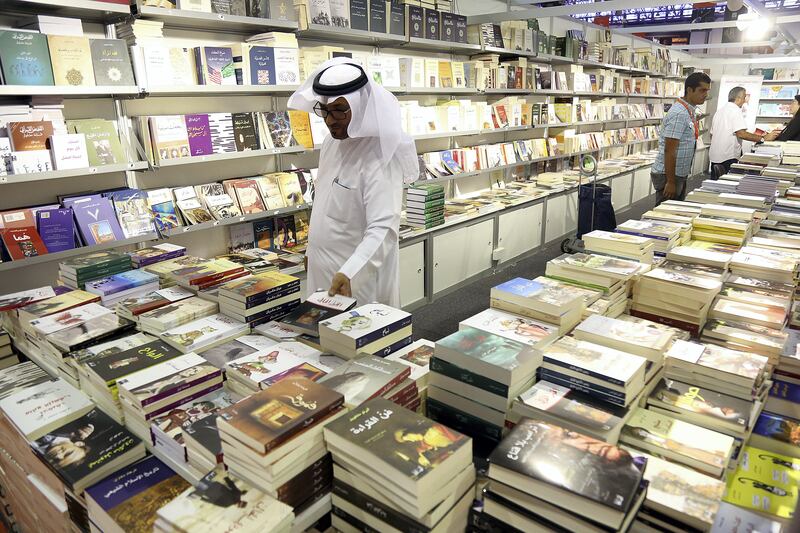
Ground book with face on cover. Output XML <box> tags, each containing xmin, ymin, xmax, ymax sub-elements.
<box><xmin>317</xmin><ymin>354</ymin><xmax>410</xmax><ymax>407</ymax></box>
<box><xmin>84</xmin><ymin>456</ymin><xmax>191</xmax><ymax>533</ymax></box>
<box><xmin>217</xmin><ymin>377</ymin><xmax>344</xmax><ymax>454</ymax></box>
<box><xmin>0</xmin><ymin>378</ymin><xmax>94</xmax><ymax>440</ymax></box>
<box><xmin>47</xmin><ymin>35</ymin><xmax>95</xmax><ymax>86</ymax></box>
<box><xmin>149</xmin><ymin>115</ymin><xmax>190</xmax><ymax>163</ymax></box>
<box><xmin>459</xmin><ymin>308</ymin><xmax>559</xmax><ymax>347</ymax></box>
<box><xmin>279</xmin><ymin>291</ymin><xmax>355</xmax><ymax>336</ymax></box>
<box><xmin>156</xmin><ymin>468</ymin><xmax>293</xmax><ymax>532</ymax></box>
<box><xmin>31</xmin><ymin>408</ymin><xmax>145</xmax><ymax>494</ymax></box>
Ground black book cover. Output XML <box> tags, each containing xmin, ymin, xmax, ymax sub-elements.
<box><xmin>440</xmin><ymin>12</ymin><xmax>455</xmax><ymax>42</ymax></box>
<box><xmin>350</xmin><ymin>0</ymin><xmax>369</xmax><ymax>30</ymax></box>
<box><xmin>333</xmin><ymin>478</ymin><xmax>429</xmax><ymax>533</ymax></box>
<box><xmin>231</xmin><ymin>112</ymin><xmax>260</xmax><ymax>151</ymax></box>
<box><xmin>184</xmin><ymin>413</ymin><xmax>224</xmax><ymax>460</ymax></box>
<box><xmin>453</xmin><ymin>14</ymin><xmax>467</xmax><ymax>43</ymax></box>
<box><xmin>32</xmin><ymin>408</ymin><xmax>142</xmax><ymax>491</ymax></box>
<box><xmin>369</xmin><ymin>0</ymin><xmax>387</xmax><ymax>33</ymax></box>
<box><xmin>492</xmin><ymin>24</ymin><xmax>504</xmax><ymax>47</ymax></box>
<box><xmin>388</xmin><ymin>0</ymin><xmax>405</xmax><ymax>35</ymax></box>
<box><xmin>211</xmin><ymin>0</ymin><xmax>232</xmax><ymax>13</ymax></box>
<box><xmin>280</xmin><ymin>301</ymin><xmax>347</xmax><ymax>337</ymax></box>
<box><xmin>489</xmin><ymin>419</ymin><xmax>645</xmax><ymax>513</ymax></box>
<box><xmin>407</xmin><ymin>5</ymin><xmax>424</xmax><ymax>38</ymax></box>
<box><xmin>649</xmin><ymin>377</ymin><xmax>751</xmax><ymax>428</ymax></box>
<box><xmin>424</xmin><ymin>8</ymin><xmax>439</xmax><ymax>40</ymax></box>
<box><xmin>246</xmin><ymin>0</ymin><xmax>269</xmax><ymax>17</ymax></box>
<box><xmin>87</xmin><ymin>340</ymin><xmax>184</xmax><ymax>385</ymax></box>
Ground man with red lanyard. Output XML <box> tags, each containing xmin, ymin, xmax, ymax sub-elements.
<box><xmin>651</xmin><ymin>72</ymin><xmax>711</xmax><ymax>205</ymax></box>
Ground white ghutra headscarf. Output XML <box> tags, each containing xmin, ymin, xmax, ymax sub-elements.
<box><xmin>288</xmin><ymin>57</ymin><xmax>419</xmax><ymax>184</ymax></box>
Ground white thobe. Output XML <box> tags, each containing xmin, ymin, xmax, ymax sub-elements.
<box><xmin>306</xmin><ymin>136</ymin><xmax>403</xmax><ymax>307</ymax></box>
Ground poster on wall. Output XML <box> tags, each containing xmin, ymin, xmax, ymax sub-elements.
<box><xmin>715</xmin><ymin>75</ymin><xmax>764</xmax><ymax>132</ymax></box>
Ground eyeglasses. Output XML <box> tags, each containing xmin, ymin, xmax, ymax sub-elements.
<box><xmin>313</xmin><ymin>102</ymin><xmax>351</xmax><ymax>120</ymax></box>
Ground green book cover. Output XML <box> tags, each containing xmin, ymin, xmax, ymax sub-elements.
<box><xmin>67</xmin><ymin>119</ymin><xmax>125</xmax><ymax>166</ymax></box>
<box><xmin>408</xmin><ymin>197</ymin><xmax>445</xmax><ymax>207</ymax></box>
<box><xmin>0</xmin><ymin>31</ymin><xmax>55</xmax><ymax>86</ymax></box>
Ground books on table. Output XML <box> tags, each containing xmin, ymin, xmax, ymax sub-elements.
<box><xmin>573</xmin><ymin>314</ymin><xmax>675</xmax><ymax>364</ymax></box>
<box><xmin>0</xmin><ymin>378</ymin><xmax>93</xmax><ymax>440</ymax></box>
<box><xmin>318</xmin><ymin>303</ymin><xmax>412</xmax><ymax>359</ymax></box>
<box><xmin>459</xmin><ymin>307</ymin><xmax>559</xmax><ymax>348</ymax></box>
<box><xmin>722</xmin><ymin>446</ymin><xmax>799</xmax><ymax>519</ymax></box>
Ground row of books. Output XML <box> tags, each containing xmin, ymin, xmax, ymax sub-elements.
<box><xmin>159</xmin><ymin>0</ymin><xmax>295</xmax><ymax>20</ymax></box>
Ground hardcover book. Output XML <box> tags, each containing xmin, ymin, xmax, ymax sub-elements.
<box><xmin>389</xmin><ymin>0</ymin><xmax>405</xmax><ymax>35</ymax></box>
<box><xmin>368</xmin><ymin>0</ymin><xmax>386</xmax><ymax>32</ymax></box>
<box><xmin>0</xmin><ymin>379</ymin><xmax>94</xmax><ymax>440</ymax></box>
<box><xmin>84</xmin><ymin>456</ymin><xmax>190</xmax><ymax>533</ymax></box>
<box><xmin>72</xmin><ymin>197</ymin><xmax>126</xmax><ymax>245</ymax></box>
<box><xmin>330</xmin><ymin>0</ymin><xmax>350</xmax><ymax>27</ymax></box>
<box><xmin>216</xmin><ymin>377</ymin><xmax>344</xmax><ymax>453</ymax></box>
<box><xmin>0</xmin><ymin>31</ymin><xmax>55</xmax><ymax>85</ymax></box>
<box><xmin>31</xmin><ymin>408</ymin><xmax>144</xmax><ymax>493</ymax></box>
<box><xmin>1</xmin><ymin>227</ymin><xmax>48</xmax><ymax>260</ymax></box>
<box><xmin>185</xmin><ymin>114</ymin><xmax>213</xmax><ymax>157</ymax></box>
<box><xmin>269</xmin><ymin>0</ymin><xmax>297</xmax><ymax>21</ymax></box>
<box><xmin>407</xmin><ymin>5</ymin><xmax>424</xmax><ymax>38</ymax></box>
<box><xmin>90</xmin><ymin>39</ymin><xmax>135</xmax><ymax>86</ymax></box>
<box><xmin>231</xmin><ymin>112</ymin><xmax>260</xmax><ymax>151</ymax></box>
<box><xmin>424</xmin><ymin>8</ymin><xmax>439</xmax><ymax>40</ymax></box>
<box><xmin>47</xmin><ymin>35</ymin><xmax>95</xmax><ymax>86</ymax></box>
<box><xmin>318</xmin><ymin>354</ymin><xmax>410</xmax><ymax>406</ymax></box>
<box><xmin>349</xmin><ymin>0</ymin><xmax>368</xmax><ymax>30</ymax></box>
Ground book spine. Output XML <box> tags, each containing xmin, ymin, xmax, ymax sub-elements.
<box><xmin>135</xmin><ymin>369</ymin><xmax>223</xmax><ymax>408</ymax></box>
<box><xmin>332</xmin><ymin>479</ymin><xmax>430</xmax><ymax>533</ymax></box>
<box><xmin>263</xmin><ymin>400</ymin><xmax>344</xmax><ymax>454</ymax></box>
<box><xmin>332</xmin><ymin>506</ymin><xmax>380</xmax><ymax>533</ymax></box>
<box><xmin>189</xmin><ymin>267</ymin><xmax>246</xmax><ymax>285</ymax></box>
<box><xmin>542</xmin><ymin>356</ymin><xmax>626</xmax><ymax>388</ymax></box>
<box><xmin>133</xmin><ymin>251</ymin><xmax>186</xmax><ymax>267</ymax></box>
<box><xmin>239</xmin><ymin>299</ymin><xmax>301</xmax><ymax>323</ymax></box>
<box><xmin>195</xmin><ymin>270</ymin><xmax>250</xmax><ymax>291</ymax></box>
<box><xmin>65</xmin><ymin>260</ymin><xmax>132</xmax><ymax>278</ymax></box>
<box><xmin>236</xmin><ymin>281</ymin><xmax>302</xmax><ymax>306</ymax></box>
<box><xmin>537</xmin><ymin>368</ymin><xmax>627</xmax><ymax>406</ymax></box>
<box><xmin>276</xmin><ymin>453</ymin><xmax>332</xmax><ymax>500</ymax></box>
<box><xmin>355</xmin><ymin>315</ymin><xmax>412</xmax><ymax>349</ymax></box>
<box><xmin>429</xmin><ymin>357</ymin><xmax>509</xmax><ymax>397</ymax></box>
<box><xmin>143</xmin><ymin>381</ymin><xmax>224</xmax><ymax>421</ymax></box>
<box><xmin>629</xmin><ymin>309</ymin><xmax>700</xmax><ymax>337</ymax></box>
<box><xmin>283</xmin><ymin>477</ymin><xmax>332</xmax><ymax>510</ymax></box>
<box><xmin>372</xmin><ymin>334</ymin><xmax>413</xmax><ymax>357</ymax></box>
<box><xmin>426</xmin><ymin>397</ymin><xmax>504</xmax><ymax>441</ymax></box>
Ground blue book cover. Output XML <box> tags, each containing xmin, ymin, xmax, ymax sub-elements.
<box><xmin>36</xmin><ymin>208</ymin><xmax>76</xmax><ymax>253</ymax></box>
<box><xmin>0</xmin><ymin>31</ymin><xmax>54</xmax><ymax>86</ymax></box>
<box><xmin>72</xmin><ymin>197</ymin><xmax>126</xmax><ymax>245</ymax></box>
<box><xmin>253</xmin><ymin>219</ymin><xmax>274</xmax><ymax>249</ymax></box>
<box><xmin>85</xmin><ymin>269</ymin><xmax>159</xmax><ymax>297</ymax></box>
<box><xmin>493</xmin><ymin>277</ymin><xmax>543</xmax><ymax>298</ymax></box>
<box><xmin>198</xmin><ymin>46</ymin><xmax>236</xmax><ymax>86</ymax></box>
<box><xmin>770</xmin><ymin>380</ymin><xmax>800</xmax><ymax>403</ymax></box>
<box><xmin>83</xmin><ymin>456</ymin><xmax>189</xmax><ymax>530</ymax></box>
<box><xmin>248</xmin><ymin>46</ymin><xmax>276</xmax><ymax>85</ymax></box>
<box><xmin>753</xmin><ymin>411</ymin><xmax>800</xmax><ymax>445</ymax></box>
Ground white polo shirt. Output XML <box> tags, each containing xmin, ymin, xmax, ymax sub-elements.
<box><xmin>710</xmin><ymin>101</ymin><xmax>748</xmax><ymax>164</ymax></box>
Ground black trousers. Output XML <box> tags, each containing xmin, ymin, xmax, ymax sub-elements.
<box><xmin>711</xmin><ymin>158</ymin><xmax>736</xmax><ymax>180</ymax></box>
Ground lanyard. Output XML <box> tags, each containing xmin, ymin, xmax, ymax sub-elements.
<box><xmin>675</xmin><ymin>98</ymin><xmax>699</xmax><ymax>140</ymax></box>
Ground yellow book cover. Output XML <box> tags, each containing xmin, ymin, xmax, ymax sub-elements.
<box><xmin>424</xmin><ymin>58</ymin><xmax>439</xmax><ymax>88</ymax></box>
<box><xmin>288</xmin><ymin>110</ymin><xmax>314</xmax><ymax>149</ymax></box>
<box><xmin>723</xmin><ymin>446</ymin><xmax>799</xmax><ymax>518</ymax></box>
<box><xmin>438</xmin><ymin>61</ymin><xmax>453</xmax><ymax>89</ymax></box>
<box><xmin>451</xmin><ymin>62</ymin><xmax>466</xmax><ymax>88</ymax></box>
<box><xmin>47</xmin><ymin>35</ymin><xmax>96</xmax><ymax>86</ymax></box>
<box><xmin>255</xmin><ymin>174</ymin><xmax>287</xmax><ymax>211</ymax></box>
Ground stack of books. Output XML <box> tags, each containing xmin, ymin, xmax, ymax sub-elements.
<box><xmin>748</xmin><ymin>411</ymin><xmax>800</xmax><ymax>457</ymax></box>
<box><xmin>138</xmin><ymin>296</ymin><xmax>218</xmax><ymax>336</ymax></box>
<box><xmin>484</xmin><ymin>419</ymin><xmax>646</xmax><ymax>532</ymax></box>
<box><xmin>81</xmin><ymin>339</ymin><xmax>183</xmax><ymax>422</ymax></box>
<box><xmin>709</xmin><ymin>287</ymin><xmax>789</xmax><ymax>331</ymax></box>
<box><xmin>729</xmin><ymin>247</ymin><xmax>799</xmax><ymax>284</ymax></box>
<box><xmin>623</xmin><ymin>447</ymin><xmax>725</xmax><ymax>532</ymax></box>
<box><xmin>582</xmin><ymin>230</ymin><xmax>654</xmax><ymax>264</ymax></box>
<box><xmin>691</xmin><ymin>205</ymin><xmax>755</xmax><ymax>246</ymax></box>
<box><xmin>116</xmin><ymin>286</ymin><xmax>194</xmax><ymax>322</ymax></box>
<box><xmin>0</xmin><ymin>330</ymin><xmax>17</xmax><ymax>370</ymax></box>
<box><xmin>319</xmin><ymin>354</ymin><xmax>416</xmax><ymax>409</ymax></box>
<box><xmin>150</xmin><ymin>387</ymin><xmax>241</xmax><ymax>481</ymax></box>
<box><xmin>764</xmin><ymin>375</ymin><xmax>800</xmax><ymax>419</ymax></box>
<box><xmin>171</xmin><ymin>258</ymin><xmax>247</xmax><ymax>293</ymax></box>
<box><xmin>459</xmin><ymin>307</ymin><xmax>559</xmax><ymax>349</ymax></box>
<box><xmin>128</xmin><ymin>243</ymin><xmax>187</xmax><ymax>268</ymax></box>
<box><xmin>616</xmin><ymin>219</ymin><xmax>685</xmax><ymax>254</ymax></box>
<box><xmin>537</xmin><ymin>335</ymin><xmax>648</xmax><ymax>409</ymax></box>
<box><xmin>225</xmin><ymin>340</ymin><xmax>333</xmax><ymax>394</ymax></box>
<box><xmin>324</xmin><ymin>398</ymin><xmax>475</xmax><ymax>533</ymax></box>
<box><xmin>318</xmin><ymin>303</ymin><xmax>412</xmax><ymax>359</ymax></box>
<box><xmin>142</xmin><ymin>256</ymin><xmax>209</xmax><ymax>288</ymax></box>
<box><xmin>489</xmin><ymin>276</ymin><xmax>586</xmax><ymax>333</ymax></box>
<box><xmin>545</xmin><ymin>252</ymin><xmax>645</xmax><ymax>301</ymax></box>
<box><xmin>665</xmin><ymin>243</ymin><xmax>733</xmax><ymax>269</ymax></box>
<box><xmin>385</xmin><ymin>339</ymin><xmax>434</xmax><ymax>408</ymax></box>
<box><xmin>218</xmin><ymin>378</ymin><xmax>345</xmax><ymax>515</ymax></box>
<box><xmin>116</xmin><ymin>352</ymin><xmax>224</xmax><ymax>441</ymax></box>
<box><xmin>406</xmin><ymin>184</ymin><xmax>445</xmax><ymax>229</ymax></box>
<box><xmin>155</xmin><ymin>468</ymin><xmax>294</xmax><ymax>533</ymax></box>
<box><xmin>620</xmin><ymin>407</ymin><xmax>736</xmax><ymax>478</ymax></box>
<box><xmin>630</xmin><ymin>267</ymin><xmax>723</xmax><ymax>336</ymax></box>
<box><xmin>217</xmin><ymin>271</ymin><xmax>301</xmax><ymax>327</ymax></box>
<box><xmin>198</xmin><ymin>332</ymin><xmax>277</xmax><ymax>369</ymax></box>
<box><xmin>701</xmin><ymin>318</ymin><xmax>788</xmax><ymax>364</ymax></box>
<box><xmin>573</xmin><ymin>314</ymin><xmax>676</xmax><ymax>370</ymax></box>
<box><xmin>159</xmin><ymin>313</ymin><xmax>250</xmax><ymax>354</ymax></box>
<box><xmin>736</xmin><ymin>174</ymin><xmax>780</xmax><ymax>199</ymax></box>
<box><xmin>279</xmin><ymin>291</ymin><xmax>356</xmax><ymax>338</ymax></box>
<box><xmin>665</xmin><ymin>340</ymin><xmax>770</xmax><ymax>403</ymax></box>
<box><xmin>84</xmin><ymin>270</ymin><xmax>160</xmax><ymax>308</ymax></box>
<box><xmin>427</xmin><ymin>327</ymin><xmax>541</xmax><ymax>456</ymax></box>
<box><xmin>58</xmin><ymin>252</ymin><xmax>133</xmax><ymax>290</ymax></box>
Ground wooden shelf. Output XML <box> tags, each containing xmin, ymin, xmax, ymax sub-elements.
<box><xmin>137</xmin><ymin>5</ymin><xmax>298</xmax><ymax>33</ymax></box>
<box><xmin>1</xmin><ymin>162</ymin><xmax>148</xmax><ymax>185</ymax></box>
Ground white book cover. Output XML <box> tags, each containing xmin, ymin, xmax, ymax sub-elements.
<box><xmin>49</xmin><ymin>133</ymin><xmax>89</xmax><ymax>170</ymax></box>
<box><xmin>11</xmin><ymin>150</ymin><xmax>52</xmax><ymax>174</ymax></box>
<box><xmin>155</xmin><ymin>286</ymin><xmax>195</xmax><ymax>302</ymax></box>
<box><xmin>306</xmin><ymin>290</ymin><xmax>356</xmax><ymax>311</ymax></box>
<box><xmin>0</xmin><ymin>286</ymin><xmax>55</xmax><ymax>310</ymax></box>
<box><xmin>31</xmin><ymin>303</ymin><xmax>113</xmax><ymax>335</ymax></box>
<box><xmin>460</xmin><ymin>308</ymin><xmax>557</xmax><ymax>346</ymax></box>
<box><xmin>160</xmin><ymin>313</ymin><xmax>247</xmax><ymax>351</ymax></box>
<box><xmin>542</xmin><ymin>336</ymin><xmax>647</xmax><ymax>385</ymax></box>
<box><xmin>254</xmin><ymin>320</ymin><xmax>301</xmax><ymax>341</ymax></box>
<box><xmin>381</xmin><ymin>57</ymin><xmax>401</xmax><ymax>87</ymax></box>
<box><xmin>274</xmin><ymin>48</ymin><xmax>300</xmax><ymax>85</ymax></box>
<box><xmin>576</xmin><ymin>314</ymin><xmax>674</xmax><ymax>352</ymax></box>
<box><xmin>176</xmin><ymin>0</ymin><xmax>212</xmax><ymax>11</ymax></box>
<box><xmin>309</xmin><ymin>0</ymin><xmax>332</xmax><ymax>25</ymax></box>
<box><xmin>225</xmin><ymin>341</ymin><xmax>321</xmax><ymax>385</ymax></box>
<box><xmin>117</xmin><ymin>352</ymin><xmax>207</xmax><ymax>393</ymax></box>
<box><xmin>329</xmin><ymin>0</ymin><xmax>350</xmax><ymax>27</ymax></box>
<box><xmin>147</xmin><ymin>188</ymin><xmax>173</xmax><ymax>206</ymax></box>
<box><xmin>0</xmin><ymin>379</ymin><xmax>93</xmax><ymax>439</ymax></box>
<box><xmin>385</xmin><ymin>339</ymin><xmax>433</xmax><ymax>382</ymax></box>
<box><xmin>366</xmin><ymin>56</ymin><xmax>383</xmax><ymax>84</ymax></box>
<box><xmin>0</xmin><ymin>137</ymin><xmax>11</xmax><ymax>176</ymax></box>
<box><xmin>142</xmin><ymin>46</ymin><xmax>172</xmax><ymax>88</ymax></box>
<box><xmin>319</xmin><ymin>303</ymin><xmax>410</xmax><ymax>342</ymax></box>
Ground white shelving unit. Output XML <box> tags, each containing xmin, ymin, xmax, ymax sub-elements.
<box><xmin>135</xmin><ymin>4</ymin><xmax>298</xmax><ymax>33</ymax></box>
<box><xmin>0</xmin><ymin>162</ymin><xmax>149</xmax><ymax>185</ymax></box>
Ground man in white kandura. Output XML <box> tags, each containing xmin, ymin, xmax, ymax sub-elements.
<box><xmin>288</xmin><ymin>57</ymin><xmax>418</xmax><ymax>307</ymax></box>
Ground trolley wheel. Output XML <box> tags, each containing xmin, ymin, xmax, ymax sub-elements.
<box><xmin>561</xmin><ymin>238</ymin><xmax>573</xmax><ymax>254</ymax></box>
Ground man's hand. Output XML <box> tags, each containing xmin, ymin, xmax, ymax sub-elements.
<box><xmin>329</xmin><ymin>272</ymin><xmax>352</xmax><ymax>297</ymax></box>
<box><xmin>765</xmin><ymin>130</ymin><xmax>780</xmax><ymax>141</ymax></box>
<box><xmin>663</xmin><ymin>179</ymin><xmax>677</xmax><ymax>201</ymax></box>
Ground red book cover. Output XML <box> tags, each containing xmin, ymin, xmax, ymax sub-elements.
<box><xmin>8</xmin><ymin>121</ymin><xmax>54</xmax><ymax>151</ymax></box>
<box><xmin>233</xmin><ymin>179</ymin><xmax>266</xmax><ymax>214</ymax></box>
<box><xmin>1</xmin><ymin>227</ymin><xmax>48</xmax><ymax>260</ymax></box>
<box><xmin>0</xmin><ymin>208</ymin><xmax>35</xmax><ymax>230</ymax></box>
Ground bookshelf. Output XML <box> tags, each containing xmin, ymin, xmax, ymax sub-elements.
<box><xmin>136</xmin><ymin>4</ymin><xmax>299</xmax><ymax>33</ymax></box>
<box><xmin>404</xmin><ymin>37</ymin><xmax>482</xmax><ymax>54</ymax></box>
<box><xmin>142</xmin><ymin>85</ymin><xmax>300</xmax><ymax>97</ymax></box>
<box><xmin>0</xmin><ymin>86</ymin><xmax>140</xmax><ymax>98</ymax></box>
<box><xmin>4</xmin><ymin>0</ymin><xmax>129</xmax><ymax>21</ymax></box>
<box><xmin>0</xmin><ymin>162</ymin><xmax>149</xmax><ymax>185</ymax></box>
<box><xmin>149</xmin><ymin>146</ymin><xmax>307</xmax><ymax>167</ymax></box>
<box><xmin>296</xmin><ymin>24</ymin><xmax>406</xmax><ymax>46</ymax></box>
<box><xmin>482</xmin><ymin>46</ymin><xmax>538</xmax><ymax>59</ymax></box>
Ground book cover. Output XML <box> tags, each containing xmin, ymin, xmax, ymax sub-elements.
<box><xmin>330</xmin><ymin>0</ymin><xmax>350</xmax><ymax>27</ymax></box>
<box><xmin>160</xmin><ymin>313</ymin><xmax>246</xmax><ymax>352</ymax></box>
<box><xmin>460</xmin><ymin>308</ymin><xmax>557</xmax><ymax>346</ymax></box>
<box><xmin>10</xmin><ymin>150</ymin><xmax>51</xmax><ymax>173</ymax></box>
<box><xmin>50</xmin><ymin>133</ymin><xmax>89</xmax><ymax>170</ymax></box>
<box><xmin>147</xmin><ymin>188</ymin><xmax>181</xmax><ymax>232</ymax></box>
<box><xmin>650</xmin><ymin>378</ymin><xmax>751</xmax><ymax>429</ymax></box>
<box><xmin>0</xmin><ymin>286</ymin><xmax>56</xmax><ymax>313</ymax></box>
<box><xmin>108</xmin><ymin>189</ymin><xmax>154</xmax><ymax>238</ymax></box>
<box><xmin>712</xmin><ymin>502</ymin><xmax>783</xmax><ymax>533</ymax></box>
<box><xmin>9</xmin><ymin>121</ymin><xmax>53</xmax><ymax>151</ymax></box>
<box><xmin>490</xmin><ymin>419</ymin><xmax>644</xmax><ymax>512</ymax></box>
<box><xmin>59</xmin><ymin>251</ymin><xmax>129</xmax><ymax>274</ymax></box>
<box><xmin>232</xmin><ymin>179</ymin><xmax>266</xmax><ymax>214</ymax></box>
<box><xmin>150</xmin><ymin>115</ymin><xmax>191</xmax><ymax>162</ymax></box>
<box><xmin>407</xmin><ymin>5</ymin><xmax>424</xmax><ymax>38</ymax></box>
<box><xmin>217</xmin><ymin>377</ymin><xmax>343</xmax><ymax>453</ymax></box>
<box><xmin>68</xmin><ymin>119</ymin><xmax>125</xmax><ymax>166</ymax></box>
<box><xmin>424</xmin><ymin>8</ymin><xmax>439</xmax><ymax>40</ymax></box>
<box><xmin>279</xmin><ymin>301</ymin><xmax>347</xmax><ymax>337</ymax></box>
<box><xmin>276</xmin><ymin>172</ymin><xmax>304</xmax><ymax>206</ymax></box>
<box><xmin>90</xmin><ymin>39</ymin><xmax>135</xmax><ymax>86</ymax></box>
<box><xmin>1</xmin><ymin>227</ymin><xmax>48</xmax><ymax>260</ymax></box>
<box><xmin>117</xmin><ymin>353</ymin><xmax>221</xmax><ymax>408</ymax></box>
<box><xmin>197</xmin><ymin>183</ymin><xmax>241</xmax><ymax>219</ymax></box>
<box><xmin>219</xmin><ymin>271</ymin><xmax>299</xmax><ymax>302</ymax></box>
<box><xmin>0</xmin><ymin>379</ymin><xmax>94</xmax><ymax>440</ymax></box>
<box><xmin>454</xmin><ymin>14</ymin><xmax>467</xmax><ymax>43</ymax></box>
<box><xmin>318</xmin><ymin>355</ymin><xmax>410</xmax><ymax>406</ymax></box>
<box><xmin>723</xmin><ymin>446</ymin><xmax>799</xmax><ymax>518</ymax></box>
<box><xmin>385</xmin><ymin>340</ymin><xmax>433</xmax><ymax>382</ymax></box>
<box><xmin>274</xmin><ymin>47</ymin><xmax>300</xmax><ymax>85</ymax></box>
<box><xmin>30</xmin><ymin>301</ymin><xmax>112</xmax><ymax>334</ymax></box>
<box><xmin>226</xmin><ymin>342</ymin><xmax>316</xmax><ymax>385</ymax></box>
<box><xmin>436</xmin><ymin>326</ymin><xmax>532</xmax><ymax>375</ymax></box>
<box><xmin>85</xmin><ymin>270</ymin><xmax>158</xmax><ymax>297</ymax></box>
<box><xmin>168</xmin><ymin>47</ymin><xmax>197</xmax><ymax>86</ymax></box>
<box><xmin>200</xmin><ymin>335</ymin><xmax>276</xmax><ymax>369</ymax></box>
<box><xmin>576</xmin><ymin>314</ymin><xmax>674</xmax><ymax>353</ymax></box>
<box><xmin>0</xmin><ymin>361</ymin><xmax>50</xmax><ymax>401</ymax></box>
<box><xmin>72</xmin><ymin>197</ymin><xmax>126</xmax><ymax>245</ymax></box>
<box><xmin>156</xmin><ymin>469</ymin><xmax>293</xmax><ymax>531</ymax></box>
<box><xmin>440</xmin><ymin>12</ymin><xmax>455</xmax><ymax>42</ymax></box>
<box><xmin>263</xmin><ymin>111</ymin><xmax>297</xmax><ymax>149</ymax></box>
<box><xmin>84</xmin><ymin>456</ymin><xmax>190</xmax><ymax>533</ymax></box>
<box><xmin>319</xmin><ymin>303</ymin><xmax>411</xmax><ymax>348</ymax></box>
<box><xmin>185</xmin><ymin>114</ymin><xmax>213</xmax><ymax>157</ymax></box>
<box><xmin>350</xmin><ymin>0</ymin><xmax>368</xmax><ymax>30</ymax></box>
<box><xmin>47</xmin><ymin>35</ymin><xmax>95</xmax><ymax>86</ymax></box>
<box><xmin>0</xmin><ymin>31</ymin><xmax>54</xmax><ymax>85</ymax></box>
<box><xmin>46</xmin><ymin>313</ymin><xmax>134</xmax><ymax>352</ymax></box>
<box><xmin>247</xmin><ymin>45</ymin><xmax>276</xmax><ymax>85</ymax></box>
<box><xmin>31</xmin><ymin>408</ymin><xmax>142</xmax><ymax>491</ymax></box>
<box><xmin>19</xmin><ymin>290</ymin><xmax>100</xmax><ymax>319</ymax></box>
<box><xmin>197</xmin><ymin>46</ymin><xmax>236</xmax><ymax>86</ymax></box>
<box><xmin>152</xmin><ymin>388</ymin><xmax>239</xmax><ymax>450</ymax></box>
<box><xmin>247</xmin><ymin>0</ymin><xmax>269</xmax><ymax>17</ymax></box>
<box><xmin>389</xmin><ymin>0</ymin><xmax>404</xmax><ymax>35</ymax></box>
<box><xmin>231</xmin><ymin>112</ymin><xmax>260</xmax><ymax>151</ymax></box>
<box><xmin>542</xmin><ymin>336</ymin><xmax>646</xmax><ymax>388</ymax></box>
<box><xmin>288</xmin><ymin>110</ymin><xmax>313</xmax><ymax>149</ymax></box>
<box><xmin>519</xmin><ymin>380</ymin><xmax>625</xmax><ymax>433</ymax></box>
<box><xmin>325</xmin><ymin>397</ymin><xmax>470</xmax><ymax>480</ymax></box>
<box><xmin>269</xmin><ymin>0</ymin><xmax>297</xmax><ymax>21</ymax></box>
<box><xmin>87</xmin><ymin>340</ymin><xmax>185</xmax><ymax>386</ymax></box>
<box><xmin>752</xmin><ymin>412</ymin><xmax>800</xmax><ymax>451</ymax></box>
